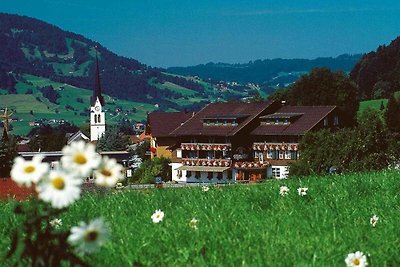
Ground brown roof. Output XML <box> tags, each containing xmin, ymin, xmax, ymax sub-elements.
<box><xmin>251</xmin><ymin>106</ymin><xmax>336</xmax><ymax>136</ymax></box>
<box><xmin>171</xmin><ymin>101</ymin><xmax>275</xmax><ymax>136</ymax></box>
<box><xmin>148</xmin><ymin>111</ymin><xmax>194</xmax><ymax>137</ymax></box>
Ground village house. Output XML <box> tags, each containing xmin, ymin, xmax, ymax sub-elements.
<box><xmin>145</xmin><ymin>111</ymin><xmax>194</xmax><ymax>159</ymax></box>
<box><xmin>163</xmin><ymin>101</ymin><xmax>341</xmax><ymax>183</ymax></box>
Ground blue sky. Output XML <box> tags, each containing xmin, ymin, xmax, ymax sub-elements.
<box><xmin>2</xmin><ymin>0</ymin><xmax>400</xmax><ymax>67</ymax></box>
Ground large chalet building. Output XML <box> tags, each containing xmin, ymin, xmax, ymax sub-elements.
<box><xmin>146</xmin><ymin>101</ymin><xmax>341</xmax><ymax>183</ymax></box>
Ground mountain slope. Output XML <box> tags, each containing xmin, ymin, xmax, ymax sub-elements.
<box><xmin>167</xmin><ymin>54</ymin><xmax>361</xmax><ymax>84</ymax></box>
<box><xmin>0</xmin><ymin>13</ymin><xmax>225</xmax><ymax>112</ymax></box>
<box><xmin>350</xmin><ymin>36</ymin><xmax>400</xmax><ymax>100</ymax></box>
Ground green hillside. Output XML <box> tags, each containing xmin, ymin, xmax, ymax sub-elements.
<box><xmin>1</xmin><ymin>13</ymin><xmax>243</xmax><ymax>115</ymax></box>
<box><xmin>1</xmin><ymin>74</ymin><xmax>158</xmax><ymax>136</ymax></box>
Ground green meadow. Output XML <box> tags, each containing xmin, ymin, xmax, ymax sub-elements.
<box><xmin>1</xmin><ymin>170</ymin><xmax>399</xmax><ymax>266</ymax></box>
<box><xmin>1</xmin><ymin>74</ymin><xmax>158</xmax><ymax>135</ymax></box>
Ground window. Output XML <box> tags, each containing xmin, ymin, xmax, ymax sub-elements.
<box><xmin>195</xmin><ymin>171</ymin><xmax>201</xmax><ymax>179</ymax></box>
<box><xmin>176</xmin><ymin>149</ymin><xmax>182</xmax><ymax>158</ymax></box>
<box><xmin>275</xmin><ymin>119</ymin><xmax>279</xmax><ymax>124</ymax></box>
<box><xmin>186</xmin><ymin>171</ymin><xmax>192</xmax><ymax>178</ymax></box>
<box><xmin>290</xmin><ymin>151</ymin><xmax>298</xmax><ymax>160</ymax></box>
<box><xmin>279</xmin><ymin>150</ymin><xmax>284</xmax><ymax>159</ymax></box>
<box><xmin>227</xmin><ymin>170</ymin><xmax>233</xmax><ymax>180</ymax></box>
<box><xmin>254</xmin><ymin>151</ymin><xmax>260</xmax><ymax>159</ymax></box>
<box><xmin>334</xmin><ymin>115</ymin><xmax>339</xmax><ymax>126</ymax></box>
<box><xmin>285</xmin><ymin>150</ymin><xmax>291</xmax><ymax>159</ymax></box>
<box><xmin>217</xmin><ymin>172</ymin><xmax>223</xmax><ymax>180</ymax></box>
<box><xmin>177</xmin><ymin>170</ymin><xmax>182</xmax><ymax>178</ymax></box>
<box><xmin>223</xmin><ymin>150</ymin><xmax>230</xmax><ymax>159</ymax></box>
<box><xmin>267</xmin><ymin>150</ymin><xmax>273</xmax><ymax>159</ymax></box>
<box><xmin>272</xmin><ymin>167</ymin><xmax>281</xmax><ymax>178</ymax></box>
<box><xmin>223</xmin><ymin>120</ymin><xmax>227</xmax><ymax>125</ymax></box>
<box><xmin>284</xmin><ymin>119</ymin><xmax>289</xmax><ymax>124</ymax></box>
<box><xmin>207</xmin><ymin>172</ymin><xmax>213</xmax><ymax>179</ymax></box>
<box><xmin>94</xmin><ymin>114</ymin><xmax>97</xmax><ymax>123</ymax></box>
<box><xmin>207</xmin><ymin>151</ymin><xmax>214</xmax><ymax>159</ymax></box>
<box><xmin>189</xmin><ymin>151</ymin><xmax>197</xmax><ymax>158</ymax></box>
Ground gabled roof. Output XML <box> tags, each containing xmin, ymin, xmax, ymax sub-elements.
<box><xmin>251</xmin><ymin>106</ymin><xmax>336</xmax><ymax>136</ymax></box>
<box><xmin>171</xmin><ymin>101</ymin><xmax>276</xmax><ymax>136</ymax></box>
<box><xmin>147</xmin><ymin>111</ymin><xmax>194</xmax><ymax>137</ymax></box>
<box><xmin>67</xmin><ymin>131</ymin><xmax>90</xmax><ymax>145</ymax></box>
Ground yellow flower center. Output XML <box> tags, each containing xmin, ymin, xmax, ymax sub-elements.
<box><xmin>24</xmin><ymin>165</ymin><xmax>35</xmax><ymax>173</ymax></box>
<box><xmin>84</xmin><ymin>230</ymin><xmax>99</xmax><ymax>242</ymax></box>
<box><xmin>52</xmin><ymin>177</ymin><xmax>65</xmax><ymax>190</ymax></box>
<box><xmin>74</xmin><ymin>154</ymin><xmax>87</xmax><ymax>165</ymax></box>
<box><xmin>101</xmin><ymin>169</ymin><xmax>112</xmax><ymax>177</ymax></box>
<box><xmin>353</xmin><ymin>258</ymin><xmax>360</xmax><ymax>265</ymax></box>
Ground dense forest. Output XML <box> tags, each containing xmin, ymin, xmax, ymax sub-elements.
<box><xmin>0</xmin><ymin>13</ymin><xmax>210</xmax><ymax>111</ymax></box>
<box><xmin>351</xmin><ymin>36</ymin><xmax>400</xmax><ymax>100</ymax></box>
<box><xmin>167</xmin><ymin>54</ymin><xmax>361</xmax><ymax>84</ymax></box>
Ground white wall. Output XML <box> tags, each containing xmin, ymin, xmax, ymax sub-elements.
<box><xmin>267</xmin><ymin>165</ymin><xmax>290</xmax><ymax>179</ymax></box>
<box><xmin>171</xmin><ymin>163</ymin><xmax>237</xmax><ymax>183</ymax></box>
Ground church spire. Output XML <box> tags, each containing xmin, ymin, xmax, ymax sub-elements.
<box><xmin>91</xmin><ymin>53</ymin><xmax>105</xmax><ymax>106</ymax></box>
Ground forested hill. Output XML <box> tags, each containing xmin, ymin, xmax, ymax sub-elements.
<box><xmin>350</xmin><ymin>36</ymin><xmax>400</xmax><ymax>100</ymax></box>
<box><xmin>167</xmin><ymin>54</ymin><xmax>361</xmax><ymax>84</ymax></box>
<box><xmin>0</xmin><ymin>13</ymin><xmax>219</xmax><ymax>111</ymax></box>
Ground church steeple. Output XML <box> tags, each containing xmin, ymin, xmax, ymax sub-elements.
<box><xmin>91</xmin><ymin>55</ymin><xmax>105</xmax><ymax>106</ymax></box>
<box><xmin>90</xmin><ymin>52</ymin><xmax>106</xmax><ymax>141</ymax></box>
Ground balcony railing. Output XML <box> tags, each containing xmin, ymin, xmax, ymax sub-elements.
<box><xmin>181</xmin><ymin>143</ymin><xmax>231</xmax><ymax>151</ymax></box>
<box><xmin>182</xmin><ymin>158</ymin><xmax>231</xmax><ymax>167</ymax></box>
<box><xmin>253</xmin><ymin>142</ymin><xmax>299</xmax><ymax>151</ymax></box>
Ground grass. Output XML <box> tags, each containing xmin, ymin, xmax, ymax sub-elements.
<box><xmin>358</xmin><ymin>98</ymin><xmax>387</xmax><ymax>117</ymax></box>
<box><xmin>1</xmin><ymin>74</ymin><xmax>158</xmax><ymax>135</ymax></box>
<box><xmin>2</xmin><ymin>170</ymin><xmax>400</xmax><ymax>266</ymax></box>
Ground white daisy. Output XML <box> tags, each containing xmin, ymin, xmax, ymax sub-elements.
<box><xmin>345</xmin><ymin>251</ymin><xmax>368</xmax><ymax>267</ymax></box>
<box><xmin>68</xmin><ymin>218</ymin><xmax>110</xmax><ymax>254</ymax></box>
<box><xmin>370</xmin><ymin>215</ymin><xmax>379</xmax><ymax>227</ymax></box>
<box><xmin>297</xmin><ymin>187</ymin><xmax>308</xmax><ymax>196</ymax></box>
<box><xmin>189</xmin><ymin>218</ymin><xmax>198</xmax><ymax>230</ymax></box>
<box><xmin>10</xmin><ymin>155</ymin><xmax>49</xmax><ymax>186</ymax></box>
<box><xmin>279</xmin><ymin>186</ymin><xmax>290</xmax><ymax>196</ymax></box>
<box><xmin>36</xmin><ymin>169</ymin><xmax>82</xmax><ymax>209</ymax></box>
<box><xmin>94</xmin><ymin>157</ymin><xmax>124</xmax><ymax>187</ymax></box>
<box><xmin>151</xmin><ymin>209</ymin><xmax>165</xmax><ymax>223</ymax></box>
<box><xmin>61</xmin><ymin>141</ymin><xmax>101</xmax><ymax>177</ymax></box>
<box><xmin>115</xmin><ymin>182</ymin><xmax>124</xmax><ymax>189</ymax></box>
<box><xmin>202</xmin><ymin>185</ymin><xmax>210</xmax><ymax>192</ymax></box>
<box><xmin>49</xmin><ymin>218</ymin><xmax>63</xmax><ymax>229</ymax></box>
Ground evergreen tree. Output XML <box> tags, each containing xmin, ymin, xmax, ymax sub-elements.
<box><xmin>380</xmin><ymin>100</ymin><xmax>385</xmax><ymax>111</ymax></box>
<box><xmin>385</xmin><ymin>94</ymin><xmax>400</xmax><ymax>132</ymax></box>
<box><xmin>0</xmin><ymin>133</ymin><xmax>17</xmax><ymax>177</ymax></box>
<box><xmin>96</xmin><ymin>126</ymin><xmax>130</xmax><ymax>151</ymax></box>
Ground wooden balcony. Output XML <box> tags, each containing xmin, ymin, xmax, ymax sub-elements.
<box><xmin>182</xmin><ymin>158</ymin><xmax>231</xmax><ymax>167</ymax></box>
<box><xmin>181</xmin><ymin>143</ymin><xmax>232</xmax><ymax>151</ymax></box>
<box><xmin>253</xmin><ymin>142</ymin><xmax>299</xmax><ymax>151</ymax></box>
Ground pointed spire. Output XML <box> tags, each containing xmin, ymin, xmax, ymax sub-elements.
<box><xmin>91</xmin><ymin>50</ymin><xmax>105</xmax><ymax>106</ymax></box>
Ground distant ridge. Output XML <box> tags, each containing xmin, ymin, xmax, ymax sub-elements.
<box><xmin>167</xmin><ymin>54</ymin><xmax>362</xmax><ymax>84</ymax></box>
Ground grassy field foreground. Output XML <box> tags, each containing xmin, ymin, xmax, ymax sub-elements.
<box><xmin>1</xmin><ymin>171</ymin><xmax>400</xmax><ymax>266</ymax></box>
